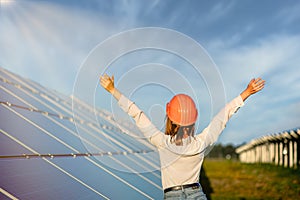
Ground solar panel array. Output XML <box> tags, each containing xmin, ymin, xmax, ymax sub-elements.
<box><xmin>0</xmin><ymin>67</ymin><xmax>162</xmax><ymax>200</ymax></box>
<box><xmin>236</xmin><ymin>128</ymin><xmax>300</xmax><ymax>168</ymax></box>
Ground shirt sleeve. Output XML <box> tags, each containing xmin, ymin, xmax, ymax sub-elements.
<box><xmin>118</xmin><ymin>94</ymin><xmax>165</xmax><ymax>148</ymax></box>
<box><xmin>196</xmin><ymin>95</ymin><xmax>244</xmax><ymax>150</ymax></box>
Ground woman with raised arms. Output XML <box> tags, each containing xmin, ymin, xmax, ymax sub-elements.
<box><xmin>100</xmin><ymin>74</ymin><xmax>265</xmax><ymax>200</ymax></box>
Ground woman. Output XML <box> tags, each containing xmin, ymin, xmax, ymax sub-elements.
<box><xmin>100</xmin><ymin>74</ymin><xmax>265</xmax><ymax>200</ymax></box>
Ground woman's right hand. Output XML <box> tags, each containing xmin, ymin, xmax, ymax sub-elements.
<box><xmin>100</xmin><ymin>74</ymin><xmax>115</xmax><ymax>94</ymax></box>
<box><xmin>240</xmin><ymin>78</ymin><xmax>265</xmax><ymax>101</ymax></box>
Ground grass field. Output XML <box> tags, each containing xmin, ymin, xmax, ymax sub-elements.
<box><xmin>200</xmin><ymin>158</ymin><xmax>300</xmax><ymax>200</ymax></box>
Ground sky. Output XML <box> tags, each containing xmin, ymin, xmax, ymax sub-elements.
<box><xmin>0</xmin><ymin>0</ymin><xmax>299</xmax><ymax>145</ymax></box>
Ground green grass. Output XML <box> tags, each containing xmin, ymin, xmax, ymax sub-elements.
<box><xmin>201</xmin><ymin>158</ymin><xmax>300</xmax><ymax>200</ymax></box>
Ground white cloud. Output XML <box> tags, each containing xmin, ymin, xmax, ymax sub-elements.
<box><xmin>208</xmin><ymin>34</ymin><xmax>300</xmax><ymax>144</ymax></box>
<box><xmin>211</xmin><ymin>34</ymin><xmax>300</xmax><ymax>89</ymax></box>
<box><xmin>0</xmin><ymin>1</ymin><xmax>120</xmax><ymax>94</ymax></box>
<box><xmin>204</xmin><ymin>1</ymin><xmax>235</xmax><ymax>23</ymax></box>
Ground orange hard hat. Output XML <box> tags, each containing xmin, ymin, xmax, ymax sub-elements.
<box><xmin>166</xmin><ymin>94</ymin><xmax>198</xmax><ymax>126</ymax></box>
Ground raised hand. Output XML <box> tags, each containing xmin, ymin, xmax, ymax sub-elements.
<box><xmin>100</xmin><ymin>74</ymin><xmax>115</xmax><ymax>94</ymax></box>
<box><xmin>240</xmin><ymin>78</ymin><xmax>265</xmax><ymax>101</ymax></box>
<box><xmin>99</xmin><ymin>74</ymin><xmax>121</xmax><ymax>100</ymax></box>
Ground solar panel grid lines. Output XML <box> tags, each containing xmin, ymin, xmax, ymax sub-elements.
<box><xmin>1</xmin><ymin>67</ymin><xmax>163</xmax><ymax>199</ymax></box>
<box><xmin>0</xmin><ymin>68</ymin><xmax>39</xmax><ymax>93</ymax></box>
<box><xmin>0</xmin><ymin>150</ymin><xmax>156</xmax><ymax>160</ymax></box>
<box><xmin>72</xmin><ymin>98</ymin><xmax>157</xmax><ymax>153</ymax></box>
<box><xmin>0</xmin><ymin>85</ymin><xmax>160</xmax><ymax>174</ymax></box>
<box><xmin>0</xmin><ymin>128</ymin><xmax>111</xmax><ymax>200</ymax></box>
<box><xmin>1</xmin><ymin>104</ymin><xmax>83</xmax><ymax>153</ymax></box>
<box><xmin>0</xmin><ymin>68</ymin><xmax>58</xmax><ymax>104</ymax></box>
<box><xmin>74</xmin><ymin>127</ymin><xmax>162</xmax><ymax>182</ymax></box>
<box><xmin>1</xmin><ymin>79</ymin><xmax>160</xmax><ymax>175</ymax></box>
<box><xmin>0</xmin><ymin>74</ymin><xmax>153</xmax><ymax>153</ymax></box>
<box><xmin>97</xmin><ymin>111</ymin><xmax>160</xmax><ymax>155</ymax></box>
<box><xmin>0</xmin><ymin>76</ymin><xmax>39</xmax><ymax>95</ymax></box>
<box><xmin>0</xmin><ymin>125</ymin><xmax>159</xmax><ymax>197</ymax></box>
<box><xmin>91</xmin><ymin>119</ymin><xmax>159</xmax><ymax>173</ymax></box>
<box><xmin>68</xmin><ymin>82</ymin><xmax>151</xmax><ymax>143</ymax></box>
<box><xmin>0</xmin><ymin>80</ymin><xmax>69</xmax><ymax>119</ymax></box>
<box><xmin>0</xmin><ymin>99</ymin><xmax>125</xmax><ymax>152</ymax></box>
<box><xmin>96</xmin><ymin>112</ymin><xmax>156</xmax><ymax>150</ymax></box>
<box><xmin>0</xmin><ymin>187</ymin><xmax>19</xmax><ymax>200</ymax></box>
<box><xmin>1</xmin><ymin>70</ymin><xmax>156</xmax><ymax>153</ymax></box>
<box><xmin>0</xmin><ymin>101</ymin><xmax>72</xmax><ymax>120</ymax></box>
<box><xmin>0</xmin><ymin>69</ymin><xmax>77</xmax><ymax>118</ymax></box>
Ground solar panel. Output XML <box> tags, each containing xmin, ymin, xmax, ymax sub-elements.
<box><xmin>0</xmin><ymin>67</ymin><xmax>162</xmax><ymax>199</ymax></box>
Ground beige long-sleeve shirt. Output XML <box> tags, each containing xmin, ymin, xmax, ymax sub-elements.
<box><xmin>118</xmin><ymin>94</ymin><xmax>244</xmax><ymax>189</ymax></box>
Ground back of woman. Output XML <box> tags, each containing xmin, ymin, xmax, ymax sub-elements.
<box><xmin>100</xmin><ymin>74</ymin><xmax>265</xmax><ymax>199</ymax></box>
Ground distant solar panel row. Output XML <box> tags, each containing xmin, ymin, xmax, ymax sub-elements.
<box><xmin>236</xmin><ymin>127</ymin><xmax>300</xmax><ymax>169</ymax></box>
<box><xmin>0</xmin><ymin>67</ymin><xmax>162</xmax><ymax>199</ymax></box>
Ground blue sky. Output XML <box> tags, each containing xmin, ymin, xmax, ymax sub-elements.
<box><xmin>1</xmin><ymin>0</ymin><xmax>299</xmax><ymax>145</ymax></box>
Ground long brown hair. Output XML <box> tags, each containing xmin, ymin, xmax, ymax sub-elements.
<box><xmin>165</xmin><ymin>117</ymin><xmax>195</xmax><ymax>146</ymax></box>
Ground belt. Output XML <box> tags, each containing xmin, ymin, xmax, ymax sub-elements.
<box><xmin>164</xmin><ymin>183</ymin><xmax>200</xmax><ymax>193</ymax></box>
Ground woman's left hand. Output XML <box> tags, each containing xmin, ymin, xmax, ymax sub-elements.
<box><xmin>100</xmin><ymin>74</ymin><xmax>115</xmax><ymax>94</ymax></box>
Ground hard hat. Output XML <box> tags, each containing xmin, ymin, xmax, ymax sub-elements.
<box><xmin>166</xmin><ymin>94</ymin><xmax>198</xmax><ymax>126</ymax></box>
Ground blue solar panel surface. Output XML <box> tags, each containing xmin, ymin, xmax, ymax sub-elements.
<box><xmin>0</xmin><ymin>67</ymin><xmax>162</xmax><ymax>199</ymax></box>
